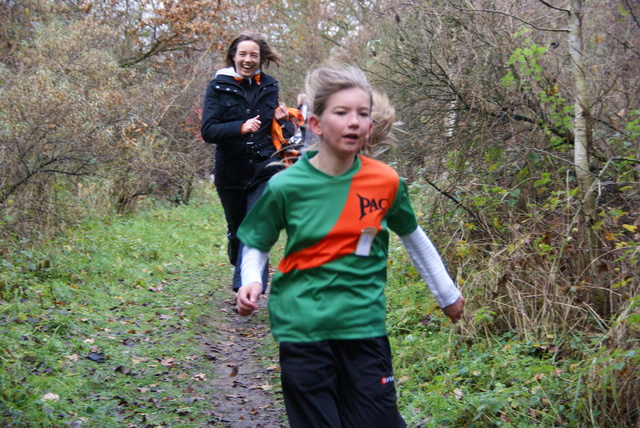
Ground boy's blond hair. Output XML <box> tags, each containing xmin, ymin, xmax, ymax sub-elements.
<box><xmin>305</xmin><ymin>64</ymin><xmax>397</xmax><ymax>157</ymax></box>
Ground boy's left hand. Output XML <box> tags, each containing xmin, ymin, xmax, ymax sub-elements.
<box><xmin>442</xmin><ymin>296</ymin><xmax>465</xmax><ymax>323</ymax></box>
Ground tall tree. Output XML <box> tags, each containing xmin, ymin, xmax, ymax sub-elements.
<box><xmin>567</xmin><ymin>0</ymin><xmax>599</xmax><ymax>270</ymax></box>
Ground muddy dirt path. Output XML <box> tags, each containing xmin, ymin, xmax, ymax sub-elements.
<box><xmin>197</xmin><ymin>292</ymin><xmax>287</xmax><ymax>427</ymax></box>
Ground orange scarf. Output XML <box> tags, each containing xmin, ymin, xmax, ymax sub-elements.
<box><xmin>232</xmin><ymin>72</ymin><xmax>261</xmax><ymax>85</ymax></box>
<box><xmin>271</xmin><ymin>108</ymin><xmax>304</xmax><ymax>165</ymax></box>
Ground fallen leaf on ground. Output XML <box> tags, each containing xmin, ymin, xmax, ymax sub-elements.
<box><xmin>229</xmin><ymin>365</ymin><xmax>239</xmax><ymax>377</ymax></box>
<box><xmin>42</xmin><ymin>393</ymin><xmax>60</xmax><ymax>401</ymax></box>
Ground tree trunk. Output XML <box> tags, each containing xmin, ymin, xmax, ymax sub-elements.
<box><xmin>569</xmin><ymin>0</ymin><xmax>602</xmax><ymax>303</ymax></box>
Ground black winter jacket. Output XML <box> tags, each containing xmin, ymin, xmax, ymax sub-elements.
<box><xmin>201</xmin><ymin>72</ymin><xmax>294</xmax><ymax>190</ymax></box>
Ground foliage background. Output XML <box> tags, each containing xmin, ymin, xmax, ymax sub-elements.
<box><xmin>1</xmin><ymin>0</ymin><xmax>638</xmax><ymax>426</ymax></box>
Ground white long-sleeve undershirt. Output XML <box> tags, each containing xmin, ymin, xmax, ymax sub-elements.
<box><xmin>240</xmin><ymin>225</ymin><xmax>460</xmax><ymax>308</ymax></box>
<box><xmin>241</xmin><ymin>247</ymin><xmax>269</xmax><ymax>288</ymax></box>
<box><xmin>399</xmin><ymin>226</ymin><xmax>460</xmax><ymax>308</ymax></box>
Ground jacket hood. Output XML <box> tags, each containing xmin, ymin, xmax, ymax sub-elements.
<box><xmin>215</xmin><ymin>66</ymin><xmax>262</xmax><ymax>84</ymax></box>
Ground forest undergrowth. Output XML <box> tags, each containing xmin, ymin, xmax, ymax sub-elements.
<box><xmin>1</xmin><ymin>182</ymin><xmax>638</xmax><ymax>427</ymax></box>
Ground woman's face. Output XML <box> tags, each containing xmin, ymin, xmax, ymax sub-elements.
<box><xmin>233</xmin><ymin>40</ymin><xmax>260</xmax><ymax>78</ymax></box>
<box><xmin>310</xmin><ymin>87</ymin><xmax>372</xmax><ymax>159</ymax></box>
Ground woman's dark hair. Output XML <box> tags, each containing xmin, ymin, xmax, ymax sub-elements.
<box><xmin>225</xmin><ymin>30</ymin><xmax>281</xmax><ymax>69</ymax></box>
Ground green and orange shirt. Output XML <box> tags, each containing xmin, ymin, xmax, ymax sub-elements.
<box><xmin>237</xmin><ymin>151</ymin><xmax>419</xmax><ymax>343</ymax></box>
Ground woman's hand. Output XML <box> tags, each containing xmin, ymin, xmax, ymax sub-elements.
<box><xmin>242</xmin><ymin>115</ymin><xmax>261</xmax><ymax>134</ymax></box>
<box><xmin>236</xmin><ymin>282</ymin><xmax>262</xmax><ymax>316</ymax></box>
<box><xmin>274</xmin><ymin>103</ymin><xmax>289</xmax><ymax>121</ymax></box>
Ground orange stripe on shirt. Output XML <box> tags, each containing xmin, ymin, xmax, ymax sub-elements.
<box><xmin>277</xmin><ymin>157</ymin><xmax>400</xmax><ymax>274</ymax></box>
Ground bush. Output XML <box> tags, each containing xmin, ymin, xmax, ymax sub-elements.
<box><xmin>0</xmin><ymin>15</ymin><xmax>211</xmax><ymax>244</ymax></box>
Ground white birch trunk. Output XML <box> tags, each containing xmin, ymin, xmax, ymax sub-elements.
<box><xmin>569</xmin><ymin>0</ymin><xmax>594</xmax><ymax>220</ymax></box>
<box><xmin>569</xmin><ymin>0</ymin><xmax>599</xmax><ymax>271</ymax></box>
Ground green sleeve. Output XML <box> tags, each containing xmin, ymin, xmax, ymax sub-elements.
<box><xmin>386</xmin><ymin>179</ymin><xmax>419</xmax><ymax>236</ymax></box>
<box><xmin>237</xmin><ymin>182</ymin><xmax>285</xmax><ymax>252</ymax></box>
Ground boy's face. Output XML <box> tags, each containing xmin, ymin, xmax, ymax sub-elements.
<box><xmin>309</xmin><ymin>87</ymin><xmax>373</xmax><ymax>159</ymax></box>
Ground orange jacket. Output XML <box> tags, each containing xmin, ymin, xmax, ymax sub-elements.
<box><xmin>271</xmin><ymin>108</ymin><xmax>305</xmax><ymax>165</ymax></box>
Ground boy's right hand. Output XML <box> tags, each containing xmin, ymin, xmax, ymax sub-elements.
<box><xmin>236</xmin><ymin>282</ymin><xmax>262</xmax><ymax>316</ymax></box>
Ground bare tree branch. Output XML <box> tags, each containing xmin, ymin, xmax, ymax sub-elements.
<box><xmin>455</xmin><ymin>6</ymin><xmax>569</xmax><ymax>33</ymax></box>
<box><xmin>624</xmin><ymin>0</ymin><xmax>640</xmax><ymax>30</ymax></box>
<box><xmin>605</xmin><ymin>30</ymin><xmax>640</xmax><ymax>56</ymax></box>
<box><xmin>320</xmin><ymin>33</ymin><xmax>343</xmax><ymax>47</ymax></box>
<box><xmin>422</xmin><ymin>176</ymin><xmax>482</xmax><ymax>224</ymax></box>
<box><xmin>538</xmin><ymin>0</ymin><xmax>570</xmax><ymax>14</ymax></box>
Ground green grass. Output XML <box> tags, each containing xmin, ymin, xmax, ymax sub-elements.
<box><xmin>0</xmin><ymin>187</ymin><xmax>245</xmax><ymax>427</ymax></box>
<box><xmin>1</xmin><ymin>182</ymin><xmax>637</xmax><ymax>427</ymax></box>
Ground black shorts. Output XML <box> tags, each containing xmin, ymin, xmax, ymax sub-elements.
<box><xmin>279</xmin><ymin>336</ymin><xmax>407</xmax><ymax>428</ymax></box>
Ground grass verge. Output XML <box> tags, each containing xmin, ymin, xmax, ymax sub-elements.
<box><xmin>0</xmin><ymin>185</ymin><xmax>278</xmax><ymax>427</ymax></box>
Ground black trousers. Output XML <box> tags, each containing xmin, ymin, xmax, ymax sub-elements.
<box><xmin>279</xmin><ymin>337</ymin><xmax>407</xmax><ymax>428</ymax></box>
<box><xmin>216</xmin><ymin>181</ymin><xmax>269</xmax><ymax>292</ymax></box>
